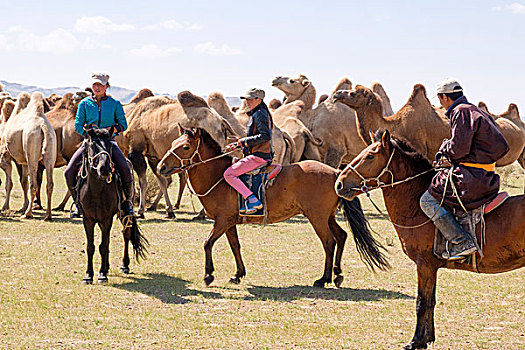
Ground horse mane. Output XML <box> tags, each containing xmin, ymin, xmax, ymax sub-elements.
<box><xmin>373</xmin><ymin>129</ymin><xmax>432</xmax><ymax>171</ymax></box>
<box><xmin>185</xmin><ymin>127</ymin><xmax>230</xmax><ymax>159</ymax></box>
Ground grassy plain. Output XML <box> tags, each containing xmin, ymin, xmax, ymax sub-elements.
<box><xmin>0</xmin><ymin>166</ymin><xmax>523</xmax><ymax>349</ymax></box>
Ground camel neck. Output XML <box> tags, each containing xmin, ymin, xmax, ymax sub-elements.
<box><xmin>355</xmin><ymin>104</ymin><xmax>385</xmax><ymax>144</ymax></box>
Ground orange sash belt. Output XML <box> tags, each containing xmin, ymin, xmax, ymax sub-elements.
<box><xmin>459</xmin><ymin>162</ymin><xmax>496</xmax><ymax>172</ymax></box>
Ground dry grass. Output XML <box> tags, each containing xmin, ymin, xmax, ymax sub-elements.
<box><xmin>0</xmin><ymin>167</ymin><xmax>523</xmax><ymax>349</ymax></box>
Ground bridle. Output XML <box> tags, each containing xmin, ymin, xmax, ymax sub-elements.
<box><xmin>81</xmin><ymin>137</ymin><xmax>115</xmax><ymax>184</ymax></box>
<box><xmin>164</xmin><ymin>134</ymin><xmax>237</xmax><ymax>197</ymax></box>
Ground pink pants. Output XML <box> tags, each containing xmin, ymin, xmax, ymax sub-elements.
<box><xmin>224</xmin><ymin>155</ymin><xmax>270</xmax><ymax>199</ymax></box>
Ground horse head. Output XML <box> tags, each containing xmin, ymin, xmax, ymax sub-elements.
<box><xmin>335</xmin><ymin>129</ymin><xmax>394</xmax><ymax>200</ymax></box>
<box><xmin>84</xmin><ymin>126</ymin><xmax>114</xmax><ymax>182</ymax></box>
<box><xmin>157</xmin><ymin>125</ymin><xmax>201</xmax><ymax>177</ymax></box>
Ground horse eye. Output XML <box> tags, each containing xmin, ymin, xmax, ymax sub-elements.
<box><xmin>366</xmin><ymin>154</ymin><xmax>374</xmax><ymax>160</ymax></box>
<box><xmin>183</xmin><ymin>145</ymin><xmax>190</xmax><ymax>150</ymax></box>
<box><xmin>289</xmin><ymin>79</ymin><xmax>296</xmax><ymax>83</ymax></box>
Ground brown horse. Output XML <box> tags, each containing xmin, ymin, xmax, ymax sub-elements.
<box><xmin>157</xmin><ymin>126</ymin><xmax>389</xmax><ymax>287</ymax></box>
<box><xmin>334</xmin><ymin>129</ymin><xmax>525</xmax><ymax>349</ymax></box>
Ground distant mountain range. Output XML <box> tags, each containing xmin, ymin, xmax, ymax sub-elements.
<box><xmin>0</xmin><ymin>80</ymin><xmax>241</xmax><ymax>107</ymax></box>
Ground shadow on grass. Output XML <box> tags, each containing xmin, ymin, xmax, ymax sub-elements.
<box><xmin>111</xmin><ymin>273</ymin><xmax>222</xmax><ymax>304</ymax></box>
<box><xmin>245</xmin><ymin>285</ymin><xmax>413</xmax><ymax>302</ymax></box>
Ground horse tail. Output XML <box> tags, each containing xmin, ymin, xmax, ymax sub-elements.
<box><xmin>341</xmin><ymin>197</ymin><xmax>390</xmax><ymax>271</ymax></box>
<box><xmin>129</xmin><ymin>216</ymin><xmax>149</xmax><ymax>261</ymax></box>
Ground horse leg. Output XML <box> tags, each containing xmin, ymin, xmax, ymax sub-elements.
<box><xmin>225</xmin><ymin>225</ymin><xmax>246</xmax><ymax>284</ymax></box>
<box><xmin>97</xmin><ymin>217</ymin><xmax>113</xmax><ymax>283</ymax></box>
<box><xmin>82</xmin><ymin>217</ymin><xmax>96</xmax><ymax>285</ymax></box>
<box><xmin>43</xmin><ymin>163</ymin><xmax>54</xmax><ymax>221</ymax></box>
<box><xmin>308</xmin><ymin>218</ymin><xmax>336</xmax><ymax>288</ymax></box>
<box><xmin>203</xmin><ymin>220</ymin><xmax>231</xmax><ymax>286</ymax></box>
<box><xmin>32</xmin><ymin>163</ymin><xmax>44</xmax><ymax>210</ymax></box>
<box><xmin>174</xmin><ymin>173</ymin><xmax>186</xmax><ymax>210</ymax></box>
<box><xmin>1</xmin><ymin>162</ymin><xmax>13</xmax><ymax>212</ymax></box>
<box><xmin>192</xmin><ymin>208</ymin><xmax>208</xmax><ymax>221</ymax></box>
<box><xmin>53</xmin><ymin>190</ymin><xmax>71</xmax><ymax>211</ymax></box>
<box><xmin>121</xmin><ymin>223</ymin><xmax>131</xmax><ymax>274</ymax></box>
<box><xmin>405</xmin><ymin>264</ymin><xmax>438</xmax><ymax>350</ymax></box>
<box><xmin>328</xmin><ymin>215</ymin><xmax>348</xmax><ymax>288</ymax></box>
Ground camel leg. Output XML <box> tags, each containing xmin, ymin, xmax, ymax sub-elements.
<box><xmin>32</xmin><ymin>163</ymin><xmax>44</xmax><ymax>210</ymax></box>
<box><xmin>328</xmin><ymin>215</ymin><xmax>348</xmax><ymax>287</ymax></box>
<box><xmin>155</xmin><ymin>174</ymin><xmax>175</xmax><ymax>219</ymax></box>
<box><xmin>225</xmin><ymin>225</ymin><xmax>246</xmax><ymax>284</ymax></box>
<box><xmin>21</xmin><ymin>161</ymin><xmax>39</xmax><ymax>219</ymax></box>
<box><xmin>203</xmin><ymin>219</ymin><xmax>232</xmax><ymax>286</ymax></box>
<box><xmin>137</xmin><ymin>171</ymin><xmax>148</xmax><ymax>218</ymax></box>
<box><xmin>54</xmin><ymin>190</ymin><xmax>71</xmax><ymax>211</ymax></box>
<box><xmin>305</xmin><ymin>216</ymin><xmax>336</xmax><ymax>288</ymax></box>
<box><xmin>148</xmin><ymin>176</ymin><xmax>173</xmax><ymax>211</ymax></box>
<box><xmin>1</xmin><ymin>162</ymin><xmax>13</xmax><ymax>212</ymax></box>
<box><xmin>17</xmin><ymin>164</ymin><xmax>29</xmax><ymax>214</ymax></box>
<box><xmin>43</xmin><ymin>162</ymin><xmax>54</xmax><ymax>221</ymax></box>
<box><xmin>404</xmin><ymin>264</ymin><xmax>438</xmax><ymax>350</ymax></box>
<box><xmin>173</xmin><ymin>173</ymin><xmax>186</xmax><ymax>210</ymax></box>
<box><xmin>97</xmin><ymin>216</ymin><xmax>113</xmax><ymax>283</ymax></box>
<box><xmin>128</xmin><ymin>150</ymin><xmax>147</xmax><ymax>218</ymax></box>
<box><xmin>324</xmin><ymin>147</ymin><xmax>345</xmax><ymax>169</ymax></box>
<box><xmin>82</xmin><ymin>217</ymin><xmax>96</xmax><ymax>285</ymax></box>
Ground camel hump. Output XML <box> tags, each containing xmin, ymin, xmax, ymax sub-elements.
<box><xmin>331</xmin><ymin>77</ymin><xmax>353</xmax><ymax>95</ymax></box>
<box><xmin>207</xmin><ymin>91</ymin><xmax>228</xmax><ymax>106</ymax></box>
<box><xmin>14</xmin><ymin>92</ymin><xmax>31</xmax><ymax>115</ymax></box>
<box><xmin>178</xmin><ymin>91</ymin><xmax>209</xmax><ymax>108</ymax></box>
<box><xmin>29</xmin><ymin>92</ymin><xmax>45</xmax><ymax>114</ymax></box>
<box><xmin>269</xmin><ymin>98</ymin><xmax>282</xmax><ymax>110</ymax></box>
<box><xmin>2</xmin><ymin>100</ymin><xmax>15</xmax><ymax>122</ymax></box>
<box><xmin>130</xmin><ymin>88</ymin><xmax>154</xmax><ymax>103</ymax></box>
<box><xmin>0</xmin><ymin>82</ymin><xmax>4</xmax><ymax>92</ymax></box>
<box><xmin>508</xmin><ymin>103</ymin><xmax>519</xmax><ymax>113</ymax></box>
<box><xmin>478</xmin><ymin>101</ymin><xmax>488</xmax><ymax>110</ymax></box>
<box><xmin>371</xmin><ymin>81</ymin><xmax>387</xmax><ymax>96</ymax></box>
<box><xmin>407</xmin><ymin>84</ymin><xmax>431</xmax><ymax>105</ymax></box>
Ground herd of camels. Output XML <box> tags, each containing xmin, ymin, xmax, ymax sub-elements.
<box><xmin>0</xmin><ymin>74</ymin><xmax>523</xmax><ymax>221</ymax></box>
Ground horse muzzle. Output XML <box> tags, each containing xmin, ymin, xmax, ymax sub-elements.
<box><xmin>335</xmin><ymin>181</ymin><xmax>358</xmax><ymax>200</ymax></box>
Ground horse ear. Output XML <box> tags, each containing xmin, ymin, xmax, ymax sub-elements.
<box><xmin>178</xmin><ymin>123</ymin><xmax>185</xmax><ymax>134</ymax></box>
<box><xmin>193</xmin><ymin>127</ymin><xmax>201</xmax><ymax>140</ymax></box>
<box><xmin>368</xmin><ymin>130</ymin><xmax>375</xmax><ymax>144</ymax></box>
<box><xmin>381</xmin><ymin>129</ymin><xmax>391</xmax><ymax>147</ymax></box>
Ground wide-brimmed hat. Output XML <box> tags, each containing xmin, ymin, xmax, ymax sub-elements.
<box><xmin>436</xmin><ymin>78</ymin><xmax>463</xmax><ymax>94</ymax></box>
<box><xmin>91</xmin><ymin>72</ymin><xmax>110</xmax><ymax>86</ymax></box>
<box><xmin>240</xmin><ymin>87</ymin><xmax>265</xmax><ymax>99</ymax></box>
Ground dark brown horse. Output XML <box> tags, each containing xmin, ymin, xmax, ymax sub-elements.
<box><xmin>157</xmin><ymin>126</ymin><xmax>389</xmax><ymax>287</ymax></box>
<box><xmin>78</xmin><ymin>128</ymin><xmax>148</xmax><ymax>284</ymax></box>
<box><xmin>335</xmin><ymin>129</ymin><xmax>525</xmax><ymax>349</ymax></box>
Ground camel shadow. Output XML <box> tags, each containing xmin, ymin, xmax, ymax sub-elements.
<box><xmin>111</xmin><ymin>273</ymin><xmax>222</xmax><ymax>304</ymax></box>
<box><xmin>244</xmin><ymin>284</ymin><xmax>413</xmax><ymax>302</ymax></box>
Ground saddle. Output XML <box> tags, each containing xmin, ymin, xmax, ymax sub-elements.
<box><xmin>238</xmin><ymin>162</ymin><xmax>282</xmax><ymax>217</ymax></box>
<box><xmin>433</xmin><ymin>192</ymin><xmax>510</xmax><ymax>261</ymax></box>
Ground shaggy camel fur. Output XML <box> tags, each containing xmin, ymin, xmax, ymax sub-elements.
<box><xmin>122</xmin><ymin>91</ymin><xmax>237</xmax><ymax>218</ymax></box>
<box><xmin>2</xmin><ymin>92</ymin><xmax>57</xmax><ymax>220</ymax></box>
<box><xmin>272</xmin><ymin>75</ymin><xmax>366</xmax><ymax>168</ymax></box>
<box><xmin>333</xmin><ymin>85</ymin><xmax>525</xmax><ymax>168</ymax></box>
<box><xmin>478</xmin><ymin>101</ymin><xmax>525</xmax><ymax>169</ymax></box>
<box><xmin>268</xmin><ymin>98</ymin><xmax>282</xmax><ymax>111</ymax></box>
<box><xmin>206</xmin><ymin>92</ymin><xmax>295</xmax><ymax>166</ymax></box>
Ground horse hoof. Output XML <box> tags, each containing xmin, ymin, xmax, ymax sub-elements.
<box><xmin>313</xmin><ymin>279</ymin><xmax>326</xmax><ymax>288</ymax></box>
<box><xmin>334</xmin><ymin>275</ymin><xmax>344</xmax><ymax>288</ymax></box>
<box><xmin>191</xmin><ymin>215</ymin><xmax>206</xmax><ymax>222</ymax></box>
<box><xmin>204</xmin><ymin>274</ymin><xmax>214</xmax><ymax>286</ymax></box>
<box><xmin>228</xmin><ymin>276</ymin><xmax>241</xmax><ymax>284</ymax></box>
<box><xmin>120</xmin><ymin>266</ymin><xmax>130</xmax><ymax>274</ymax></box>
<box><xmin>165</xmin><ymin>211</ymin><xmax>176</xmax><ymax>219</ymax></box>
<box><xmin>404</xmin><ymin>341</ymin><xmax>428</xmax><ymax>350</ymax></box>
<box><xmin>137</xmin><ymin>213</ymin><xmax>145</xmax><ymax>219</ymax></box>
<box><xmin>44</xmin><ymin>216</ymin><xmax>52</xmax><ymax>222</ymax></box>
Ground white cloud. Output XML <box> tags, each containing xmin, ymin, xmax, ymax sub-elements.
<box><xmin>194</xmin><ymin>42</ymin><xmax>242</xmax><ymax>56</ymax></box>
<box><xmin>507</xmin><ymin>2</ymin><xmax>525</xmax><ymax>13</ymax></box>
<box><xmin>81</xmin><ymin>37</ymin><xmax>112</xmax><ymax>50</ymax></box>
<box><xmin>492</xmin><ymin>6</ymin><xmax>503</xmax><ymax>11</ymax></box>
<box><xmin>0</xmin><ymin>27</ymin><xmax>79</xmax><ymax>54</ymax></box>
<box><xmin>75</xmin><ymin>16</ymin><xmax>135</xmax><ymax>34</ymax></box>
<box><xmin>144</xmin><ymin>19</ymin><xmax>202</xmax><ymax>31</ymax></box>
<box><xmin>128</xmin><ymin>44</ymin><xmax>182</xmax><ymax>58</ymax></box>
<box><xmin>160</xmin><ymin>19</ymin><xmax>183</xmax><ymax>30</ymax></box>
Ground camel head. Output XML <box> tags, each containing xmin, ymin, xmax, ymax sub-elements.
<box><xmin>73</xmin><ymin>90</ymin><xmax>91</xmax><ymax>104</ymax></box>
<box><xmin>271</xmin><ymin>74</ymin><xmax>311</xmax><ymax>100</ymax></box>
<box><xmin>332</xmin><ymin>85</ymin><xmax>376</xmax><ymax>109</ymax></box>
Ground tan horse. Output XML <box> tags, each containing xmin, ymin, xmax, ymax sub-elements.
<box><xmin>2</xmin><ymin>92</ymin><xmax>57</xmax><ymax>220</ymax></box>
<box><xmin>157</xmin><ymin>126</ymin><xmax>389</xmax><ymax>287</ymax></box>
<box><xmin>335</xmin><ymin>129</ymin><xmax>525</xmax><ymax>349</ymax></box>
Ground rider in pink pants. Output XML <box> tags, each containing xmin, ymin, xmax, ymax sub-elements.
<box><xmin>224</xmin><ymin>88</ymin><xmax>273</xmax><ymax>214</ymax></box>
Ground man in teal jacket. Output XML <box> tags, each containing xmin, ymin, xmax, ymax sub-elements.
<box><xmin>65</xmin><ymin>73</ymin><xmax>134</xmax><ymax>218</ymax></box>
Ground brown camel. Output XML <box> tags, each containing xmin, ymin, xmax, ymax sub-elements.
<box><xmin>333</xmin><ymin>84</ymin><xmax>525</xmax><ymax>168</ymax></box>
<box><xmin>2</xmin><ymin>92</ymin><xmax>57</xmax><ymax>220</ymax></box>
<box><xmin>122</xmin><ymin>91</ymin><xmax>238</xmax><ymax>218</ymax></box>
<box><xmin>272</xmin><ymin>74</ymin><xmax>367</xmax><ymax>168</ymax></box>
<box><xmin>268</xmin><ymin>98</ymin><xmax>282</xmax><ymax>111</ymax></box>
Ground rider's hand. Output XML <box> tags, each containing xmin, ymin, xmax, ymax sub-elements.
<box><xmin>224</xmin><ymin>141</ymin><xmax>241</xmax><ymax>151</ymax></box>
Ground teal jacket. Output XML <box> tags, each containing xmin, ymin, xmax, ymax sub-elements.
<box><xmin>75</xmin><ymin>95</ymin><xmax>127</xmax><ymax>135</ymax></box>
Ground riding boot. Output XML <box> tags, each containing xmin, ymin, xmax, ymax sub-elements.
<box><xmin>433</xmin><ymin>212</ymin><xmax>477</xmax><ymax>260</ymax></box>
<box><xmin>121</xmin><ymin>182</ymin><xmax>135</xmax><ymax>217</ymax></box>
<box><xmin>68</xmin><ymin>186</ymin><xmax>83</xmax><ymax>218</ymax></box>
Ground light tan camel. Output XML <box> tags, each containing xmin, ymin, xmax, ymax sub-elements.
<box><xmin>2</xmin><ymin>92</ymin><xmax>57</xmax><ymax>220</ymax></box>
<box><xmin>272</xmin><ymin>75</ymin><xmax>366</xmax><ymax>168</ymax></box>
<box><xmin>333</xmin><ymin>84</ymin><xmax>525</xmax><ymax>168</ymax></box>
<box><xmin>122</xmin><ymin>91</ymin><xmax>238</xmax><ymax>218</ymax></box>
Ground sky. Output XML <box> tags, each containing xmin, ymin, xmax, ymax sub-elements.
<box><xmin>1</xmin><ymin>0</ymin><xmax>524</xmax><ymax>116</ymax></box>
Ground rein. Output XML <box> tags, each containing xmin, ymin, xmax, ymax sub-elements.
<box><xmin>345</xmin><ymin>148</ymin><xmax>451</xmax><ymax>229</ymax></box>
<box><xmin>81</xmin><ymin>139</ymin><xmax>115</xmax><ymax>184</ymax></box>
<box><xmin>165</xmin><ymin>137</ymin><xmax>238</xmax><ymax>197</ymax></box>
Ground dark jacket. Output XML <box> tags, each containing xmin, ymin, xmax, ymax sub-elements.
<box><xmin>428</xmin><ymin>96</ymin><xmax>509</xmax><ymax>210</ymax></box>
<box><xmin>239</xmin><ymin>102</ymin><xmax>273</xmax><ymax>160</ymax></box>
